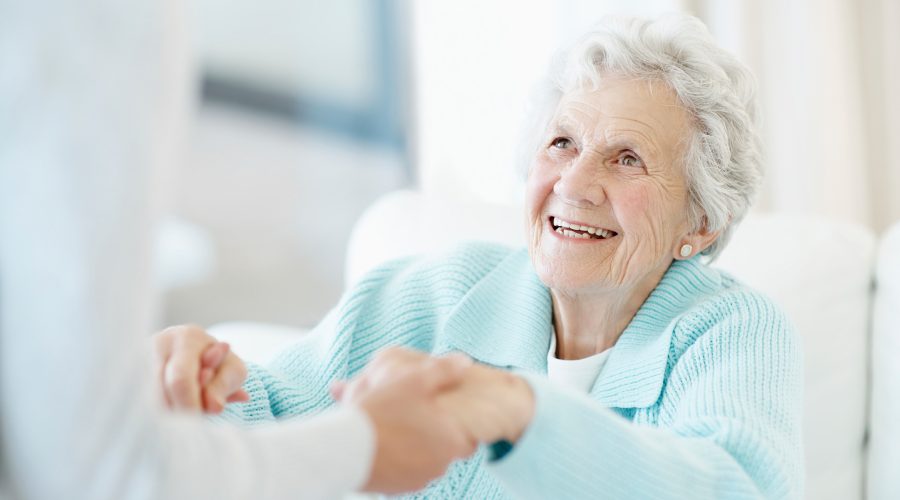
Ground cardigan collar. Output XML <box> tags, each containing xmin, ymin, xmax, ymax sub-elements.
<box><xmin>589</xmin><ymin>257</ymin><xmax>722</xmax><ymax>407</ymax></box>
<box><xmin>437</xmin><ymin>248</ymin><xmax>722</xmax><ymax>408</ymax></box>
<box><xmin>437</xmin><ymin>249</ymin><xmax>554</xmax><ymax>373</ymax></box>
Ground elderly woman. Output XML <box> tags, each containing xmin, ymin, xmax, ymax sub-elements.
<box><xmin>157</xmin><ymin>14</ymin><xmax>801</xmax><ymax>499</ymax></box>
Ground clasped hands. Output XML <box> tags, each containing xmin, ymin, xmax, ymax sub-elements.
<box><xmin>153</xmin><ymin>326</ymin><xmax>535</xmax><ymax>493</ymax></box>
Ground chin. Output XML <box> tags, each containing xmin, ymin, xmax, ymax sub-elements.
<box><xmin>531</xmin><ymin>251</ymin><xmax>610</xmax><ymax>293</ymax></box>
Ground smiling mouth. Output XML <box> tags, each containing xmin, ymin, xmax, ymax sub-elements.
<box><xmin>549</xmin><ymin>216</ymin><xmax>619</xmax><ymax>240</ymax></box>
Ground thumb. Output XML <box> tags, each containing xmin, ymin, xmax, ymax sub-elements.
<box><xmin>204</xmin><ymin>359</ymin><xmax>247</xmax><ymax>413</ymax></box>
<box><xmin>201</xmin><ymin>342</ymin><xmax>230</xmax><ymax>370</ymax></box>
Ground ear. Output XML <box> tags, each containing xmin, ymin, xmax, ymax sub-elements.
<box><xmin>672</xmin><ymin>219</ymin><xmax>721</xmax><ymax>260</ymax></box>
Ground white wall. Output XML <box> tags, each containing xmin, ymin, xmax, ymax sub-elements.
<box><xmin>410</xmin><ymin>0</ymin><xmax>685</xmax><ymax>206</ymax></box>
<box><xmin>167</xmin><ymin>105</ymin><xmax>407</xmax><ymax>328</ymax></box>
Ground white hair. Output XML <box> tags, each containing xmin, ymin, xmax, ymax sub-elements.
<box><xmin>519</xmin><ymin>14</ymin><xmax>762</xmax><ymax>260</ymax></box>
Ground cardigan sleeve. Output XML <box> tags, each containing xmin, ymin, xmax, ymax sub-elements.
<box><xmin>217</xmin><ymin>253</ymin><xmax>449</xmax><ymax>424</ymax></box>
<box><xmin>217</xmin><ymin>244</ymin><xmax>510</xmax><ymax>425</ymax></box>
<box><xmin>487</xmin><ymin>292</ymin><xmax>804</xmax><ymax>500</ymax></box>
<box><xmin>216</xmin><ymin>306</ymin><xmax>345</xmax><ymax>424</ymax></box>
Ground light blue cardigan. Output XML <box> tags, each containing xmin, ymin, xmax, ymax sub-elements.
<box><xmin>222</xmin><ymin>242</ymin><xmax>803</xmax><ymax>499</ymax></box>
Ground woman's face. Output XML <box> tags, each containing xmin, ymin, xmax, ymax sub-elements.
<box><xmin>525</xmin><ymin>76</ymin><xmax>696</xmax><ymax>295</ymax></box>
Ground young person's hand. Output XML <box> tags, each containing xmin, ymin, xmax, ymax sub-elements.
<box><xmin>331</xmin><ymin>347</ymin><xmax>478</xmax><ymax>494</ymax></box>
<box><xmin>153</xmin><ymin>325</ymin><xmax>250</xmax><ymax>413</ymax></box>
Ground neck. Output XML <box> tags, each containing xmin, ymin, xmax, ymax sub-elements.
<box><xmin>551</xmin><ymin>264</ymin><xmax>670</xmax><ymax>360</ymax></box>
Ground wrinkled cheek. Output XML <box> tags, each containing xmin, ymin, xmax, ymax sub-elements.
<box><xmin>525</xmin><ymin>168</ymin><xmax>551</xmax><ymax>206</ymax></box>
<box><xmin>610</xmin><ymin>189</ymin><xmax>659</xmax><ymax>269</ymax></box>
<box><xmin>615</xmin><ymin>185</ymin><xmax>650</xmax><ymax>217</ymax></box>
<box><xmin>624</xmin><ymin>214</ymin><xmax>676</xmax><ymax>269</ymax></box>
<box><xmin>524</xmin><ymin>166</ymin><xmax>556</xmax><ymax>243</ymax></box>
<box><xmin>525</xmin><ymin>213</ymin><xmax>543</xmax><ymax>261</ymax></box>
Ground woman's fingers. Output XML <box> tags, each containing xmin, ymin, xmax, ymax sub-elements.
<box><xmin>164</xmin><ymin>348</ymin><xmax>205</xmax><ymax>411</ymax></box>
<box><xmin>198</xmin><ymin>342</ymin><xmax>229</xmax><ymax>386</ymax></box>
<box><xmin>155</xmin><ymin>325</ymin><xmax>218</xmax><ymax>412</ymax></box>
<box><xmin>225</xmin><ymin>389</ymin><xmax>250</xmax><ymax>403</ymax></box>
<box><xmin>202</xmin><ymin>353</ymin><xmax>248</xmax><ymax>414</ymax></box>
<box><xmin>200</xmin><ymin>341</ymin><xmax>230</xmax><ymax>370</ymax></box>
<box><xmin>198</xmin><ymin>367</ymin><xmax>214</xmax><ymax>386</ymax></box>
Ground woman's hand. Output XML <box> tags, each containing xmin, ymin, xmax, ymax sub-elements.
<box><xmin>434</xmin><ymin>363</ymin><xmax>535</xmax><ymax>444</ymax></box>
<box><xmin>153</xmin><ymin>325</ymin><xmax>250</xmax><ymax>414</ymax></box>
<box><xmin>336</xmin><ymin>349</ymin><xmax>535</xmax><ymax>446</ymax></box>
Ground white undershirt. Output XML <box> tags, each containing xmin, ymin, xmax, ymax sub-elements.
<box><xmin>546</xmin><ymin>328</ymin><xmax>612</xmax><ymax>393</ymax></box>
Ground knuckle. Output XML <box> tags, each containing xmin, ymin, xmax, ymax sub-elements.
<box><xmin>152</xmin><ymin>333</ymin><xmax>170</xmax><ymax>352</ymax></box>
<box><xmin>222</xmin><ymin>356</ymin><xmax>247</xmax><ymax>383</ymax></box>
<box><xmin>223</xmin><ymin>368</ymin><xmax>246</xmax><ymax>391</ymax></box>
<box><xmin>173</xmin><ymin>327</ymin><xmax>210</xmax><ymax>349</ymax></box>
<box><xmin>425</xmin><ymin>357</ymin><xmax>448</xmax><ymax>373</ymax></box>
<box><xmin>372</xmin><ymin>348</ymin><xmax>393</xmax><ymax>363</ymax></box>
<box><xmin>159</xmin><ymin>325</ymin><xmax>182</xmax><ymax>336</ymax></box>
<box><xmin>367</xmin><ymin>353</ymin><xmax>388</xmax><ymax>372</ymax></box>
<box><xmin>229</xmin><ymin>353</ymin><xmax>247</xmax><ymax>373</ymax></box>
<box><xmin>379</xmin><ymin>346</ymin><xmax>408</xmax><ymax>361</ymax></box>
<box><xmin>156</xmin><ymin>326</ymin><xmax>184</xmax><ymax>345</ymax></box>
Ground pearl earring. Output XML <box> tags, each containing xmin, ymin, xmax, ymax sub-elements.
<box><xmin>679</xmin><ymin>244</ymin><xmax>693</xmax><ymax>258</ymax></box>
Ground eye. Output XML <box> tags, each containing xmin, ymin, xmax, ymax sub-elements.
<box><xmin>550</xmin><ymin>137</ymin><xmax>573</xmax><ymax>150</ymax></box>
<box><xmin>618</xmin><ymin>151</ymin><xmax>644</xmax><ymax>168</ymax></box>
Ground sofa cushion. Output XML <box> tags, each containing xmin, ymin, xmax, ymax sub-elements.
<box><xmin>344</xmin><ymin>190</ymin><xmax>524</xmax><ymax>288</ymax></box>
<box><xmin>867</xmin><ymin>221</ymin><xmax>900</xmax><ymax>500</ymax></box>
<box><xmin>209</xmin><ymin>322</ymin><xmax>309</xmax><ymax>365</ymax></box>
<box><xmin>716</xmin><ymin>214</ymin><xmax>875</xmax><ymax>500</ymax></box>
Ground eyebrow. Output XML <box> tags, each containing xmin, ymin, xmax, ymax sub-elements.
<box><xmin>601</xmin><ymin>138</ymin><xmax>651</xmax><ymax>157</ymax></box>
<box><xmin>602</xmin><ymin>127</ymin><xmax>662</xmax><ymax>158</ymax></box>
<box><xmin>555</xmin><ymin>110</ymin><xmax>598</xmax><ymax>133</ymax></box>
<box><xmin>551</xmin><ymin>118</ymin><xmax>659</xmax><ymax>157</ymax></box>
<box><xmin>549</xmin><ymin>120</ymin><xmax>575</xmax><ymax>139</ymax></box>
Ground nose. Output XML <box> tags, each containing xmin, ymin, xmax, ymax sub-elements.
<box><xmin>552</xmin><ymin>156</ymin><xmax>606</xmax><ymax>207</ymax></box>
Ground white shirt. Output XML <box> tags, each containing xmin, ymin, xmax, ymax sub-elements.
<box><xmin>0</xmin><ymin>3</ymin><xmax>373</xmax><ymax>499</ymax></box>
<box><xmin>546</xmin><ymin>329</ymin><xmax>612</xmax><ymax>393</ymax></box>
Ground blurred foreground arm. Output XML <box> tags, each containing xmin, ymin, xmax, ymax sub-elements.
<box><xmin>0</xmin><ymin>2</ymin><xmax>471</xmax><ymax>498</ymax></box>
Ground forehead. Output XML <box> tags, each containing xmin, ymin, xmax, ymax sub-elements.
<box><xmin>553</xmin><ymin>77</ymin><xmax>692</xmax><ymax>153</ymax></box>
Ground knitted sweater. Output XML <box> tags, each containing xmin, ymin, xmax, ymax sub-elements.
<box><xmin>221</xmin><ymin>242</ymin><xmax>803</xmax><ymax>499</ymax></box>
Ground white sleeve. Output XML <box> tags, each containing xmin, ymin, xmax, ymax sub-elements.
<box><xmin>159</xmin><ymin>406</ymin><xmax>375</xmax><ymax>500</ymax></box>
<box><xmin>0</xmin><ymin>2</ymin><xmax>373</xmax><ymax>499</ymax></box>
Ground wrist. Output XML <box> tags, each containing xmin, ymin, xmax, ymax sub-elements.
<box><xmin>501</xmin><ymin>373</ymin><xmax>534</xmax><ymax>443</ymax></box>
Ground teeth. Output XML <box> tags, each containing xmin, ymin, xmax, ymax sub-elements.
<box><xmin>562</xmin><ymin>229</ymin><xmax>589</xmax><ymax>239</ymax></box>
<box><xmin>552</xmin><ymin>216</ymin><xmax>614</xmax><ymax>239</ymax></box>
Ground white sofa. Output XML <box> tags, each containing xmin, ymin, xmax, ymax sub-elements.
<box><xmin>212</xmin><ymin>189</ymin><xmax>900</xmax><ymax>500</ymax></box>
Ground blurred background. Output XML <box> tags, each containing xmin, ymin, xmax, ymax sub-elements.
<box><xmin>154</xmin><ymin>0</ymin><xmax>899</xmax><ymax>330</ymax></box>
